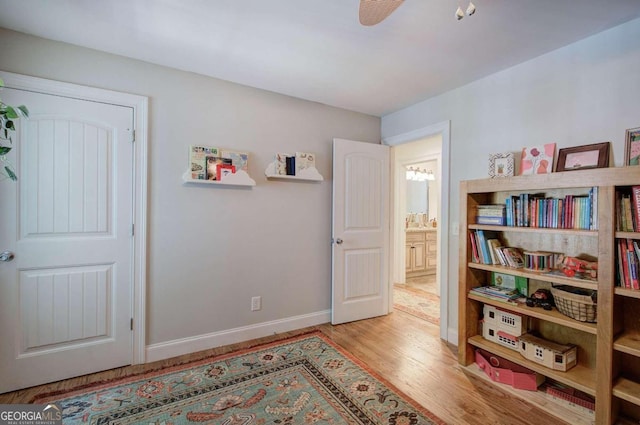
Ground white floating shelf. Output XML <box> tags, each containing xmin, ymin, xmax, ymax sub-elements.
<box><xmin>182</xmin><ymin>169</ymin><xmax>256</xmax><ymax>187</ymax></box>
<box><xmin>264</xmin><ymin>161</ymin><xmax>324</xmax><ymax>181</ymax></box>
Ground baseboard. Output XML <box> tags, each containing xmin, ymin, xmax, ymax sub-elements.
<box><xmin>145</xmin><ymin>310</ymin><xmax>331</xmax><ymax>363</ymax></box>
<box><xmin>447</xmin><ymin>327</ymin><xmax>458</xmax><ymax>346</ymax></box>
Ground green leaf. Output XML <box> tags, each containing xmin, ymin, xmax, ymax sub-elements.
<box><xmin>17</xmin><ymin>105</ymin><xmax>29</xmax><ymax>117</ymax></box>
<box><xmin>6</xmin><ymin>120</ymin><xmax>14</xmax><ymax>130</ymax></box>
<box><xmin>5</xmin><ymin>166</ymin><xmax>17</xmax><ymax>181</ymax></box>
<box><xmin>0</xmin><ymin>78</ymin><xmax>4</xmax><ymax>88</ymax></box>
<box><xmin>5</xmin><ymin>106</ymin><xmax>18</xmax><ymax>119</ymax></box>
<box><xmin>0</xmin><ymin>146</ymin><xmax>11</xmax><ymax>155</ymax></box>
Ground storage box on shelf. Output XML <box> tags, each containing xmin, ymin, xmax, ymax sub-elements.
<box><xmin>459</xmin><ymin>167</ymin><xmax>640</xmax><ymax>425</ymax></box>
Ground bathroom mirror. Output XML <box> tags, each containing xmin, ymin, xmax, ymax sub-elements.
<box><xmin>406</xmin><ymin>179</ymin><xmax>428</xmax><ymax>217</ymax></box>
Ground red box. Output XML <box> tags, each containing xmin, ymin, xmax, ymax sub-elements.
<box><xmin>475</xmin><ymin>349</ymin><xmax>545</xmax><ymax>391</ymax></box>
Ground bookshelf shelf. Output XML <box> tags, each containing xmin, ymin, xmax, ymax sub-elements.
<box><xmin>615</xmin><ymin>287</ymin><xmax>640</xmax><ymax>299</ymax></box>
<box><xmin>459</xmin><ymin>167</ymin><xmax>640</xmax><ymax>424</ymax></box>
<box><xmin>469</xmin><ymin>224</ymin><xmax>597</xmax><ymax>237</ymax></box>
<box><xmin>614</xmin><ymin>331</ymin><xmax>640</xmax><ymax>356</ymax></box>
<box><xmin>462</xmin><ymin>363</ymin><xmax>594</xmax><ymax>425</ymax></box>
<box><xmin>467</xmin><ymin>262</ymin><xmax>598</xmax><ymax>291</ymax></box>
<box><xmin>616</xmin><ymin>231</ymin><xmax>640</xmax><ymax>240</ymax></box>
<box><xmin>612</xmin><ymin>378</ymin><xmax>640</xmax><ymax>407</ymax></box>
<box><xmin>468</xmin><ymin>335</ymin><xmax>596</xmax><ymax>396</ymax></box>
<box><xmin>468</xmin><ymin>293</ymin><xmax>597</xmax><ymax>334</ymax></box>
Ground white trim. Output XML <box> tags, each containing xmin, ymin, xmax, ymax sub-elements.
<box><xmin>0</xmin><ymin>71</ymin><xmax>149</xmax><ymax>364</ymax></box>
<box><xmin>146</xmin><ymin>310</ymin><xmax>331</xmax><ymax>363</ymax></box>
<box><xmin>382</xmin><ymin>121</ymin><xmax>452</xmax><ymax>343</ymax></box>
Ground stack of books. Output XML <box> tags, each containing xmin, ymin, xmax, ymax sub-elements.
<box><xmin>469</xmin><ymin>285</ymin><xmax>525</xmax><ymax>303</ymax></box>
<box><xmin>476</xmin><ymin>204</ymin><xmax>506</xmax><ymax>225</ymax></box>
<box><xmin>616</xmin><ymin>186</ymin><xmax>640</xmax><ymax>232</ymax></box>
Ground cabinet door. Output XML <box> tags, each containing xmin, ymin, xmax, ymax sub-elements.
<box><xmin>412</xmin><ymin>242</ymin><xmax>426</xmax><ymax>271</ymax></box>
<box><xmin>406</xmin><ymin>244</ymin><xmax>413</xmax><ymax>272</ymax></box>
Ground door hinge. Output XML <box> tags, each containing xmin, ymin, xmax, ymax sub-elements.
<box><xmin>130</xmin><ymin>318</ymin><xmax>134</xmax><ymax>331</ymax></box>
<box><xmin>131</xmin><ymin>224</ymin><xmax>135</xmax><ymax>236</ymax></box>
<box><xmin>131</xmin><ymin>129</ymin><xmax>136</xmax><ymax>143</ymax></box>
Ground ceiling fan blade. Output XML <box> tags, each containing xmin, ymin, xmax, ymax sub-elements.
<box><xmin>359</xmin><ymin>0</ymin><xmax>405</xmax><ymax>26</ymax></box>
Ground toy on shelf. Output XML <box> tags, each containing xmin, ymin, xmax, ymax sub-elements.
<box><xmin>518</xmin><ymin>333</ymin><xmax>577</xmax><ymax>372</ymax></box>
<box><xmin>475</xmin><ymin>349</ymin><xmax>545</xmax><ymax>391</ymax></box>
<box><xmin>557</xmin><ymin>255</ymin><xmax>598</xmax><ymax>280</ymax></box>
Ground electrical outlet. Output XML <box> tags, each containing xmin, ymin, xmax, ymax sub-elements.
<box><xmin>251</xmin><ymin>296</ymin><xmax>262</xmax><ymax>311</ymax></box>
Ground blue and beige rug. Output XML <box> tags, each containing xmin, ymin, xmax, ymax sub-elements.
<box><xmin>35</xmin><ymin>331</ymin><xmax>444</xmax><ymax>424</ymax></box>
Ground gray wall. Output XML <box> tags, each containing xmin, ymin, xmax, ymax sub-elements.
<box><xmin>382</xmin><ymin>17</ymin><xmax>640</xmax><ymax>338</ymax></box>
<box><xmin>0</xmin><ymin>28</ymin><xmax>380</xmax><ymax>348</ymax></box>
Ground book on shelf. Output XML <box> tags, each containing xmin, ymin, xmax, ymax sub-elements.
<box><xmin>276</xmin><ymin>153</ymin><xmax>289</xmax><ymax>175</ymax></box>
<box><xmin>633</xmin><ymin>186</ymin><xmax>640</xmax><ymax>231</ymax></box>
<box><xmin>491</xmin><ymin>272</ymin><xmax>528</xmax><ymax>296</ymax></box>
<box><xmin>221</xmin><ymin>150</ymin><xmax>249</xmax><ymax>173</ymax></box>
<box><xmin>469</xmin><ymin>285</ymin><xmax>526</xmax><ymax>304</ymax></box>
<box><xmin>189</xmin><ymin>145</ymin><xmax>219</xmax><ymax>180</ymax></box>
<box><xmin>295</xmin><ymin>152</ymin><xmax>316</xmax><ymax>174</ymax></box>
<box><xmin>501</xmin><ymin>247</ymin><xmax>525</xmax><ymax>268</ymax></box>
<box><xmin>616</xmin><ymin>238</ymin><xmax>640</xmax><ymax>289</ymax></box>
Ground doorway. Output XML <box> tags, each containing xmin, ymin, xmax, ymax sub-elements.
<box><xmin>383</xmin><ymin>121</ymin><xmax>451</xmax><ymax>342</ymax></box>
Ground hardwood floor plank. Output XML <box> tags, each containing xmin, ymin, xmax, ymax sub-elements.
<box><xmin>0</xmin><ymin>310</ymin><xmax>569</xmax><ymax>424</ymax></box>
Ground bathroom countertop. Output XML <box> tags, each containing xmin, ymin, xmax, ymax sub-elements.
<box><xmin>405</xmin><ymin>226</ymin><xmax>437</xmax><ymax>232</ymax></box>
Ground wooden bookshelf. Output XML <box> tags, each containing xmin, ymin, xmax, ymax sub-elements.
<box><xmin>459</xmin><ymin>167</ymin><xmax>640</xmax><ymax>425</ymax></box>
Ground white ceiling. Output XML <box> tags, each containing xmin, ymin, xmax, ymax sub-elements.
<box><xmin>1</xmin><ymin>0</ymin><xmax>639</xmax><ymax>116</ymax></box>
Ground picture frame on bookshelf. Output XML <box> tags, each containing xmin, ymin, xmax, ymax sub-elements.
<box><xmin>556</xmin><ymin>142</ymin><xmax>610</xmax><ymax>172</ymax></box>
<box><xmin>624</xmin><ymin>127</ymin><xmax>640</xmax><ymax>166</ymax></box>
<box><xmin>488</xmin><ymin>152</ymin><xmax>514</xmax><ymax>178</ymax></box>
<box><xmin>520</xmin><ymin>143</ymin><xmax>555</xmax><ymax>175</ymax></box>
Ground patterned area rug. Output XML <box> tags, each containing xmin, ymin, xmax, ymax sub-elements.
<box><xmin>393</xmin><ymin>285</ymin><xmax>440</xmax><ymax>325</ymax></box>
<box><xmin>34</xmin><ymin>331</ymin><xmax>444</xmax><ymax>424</ymax></box>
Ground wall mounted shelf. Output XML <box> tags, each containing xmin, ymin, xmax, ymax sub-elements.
<box><xmin>264</xmin><ymin>161</ymin><xmax>323</xmax><ymax>181</ymax></box>
<box><xmin>182</xmin><ymin>169</ymin><xmax>256</xmax><ymax>187</ymax></box>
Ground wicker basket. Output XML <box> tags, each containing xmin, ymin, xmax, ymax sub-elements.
<box><xmin>550</xmin><ymin>285</ymin><xmax>597</xmax><ymax>323</ymax></box>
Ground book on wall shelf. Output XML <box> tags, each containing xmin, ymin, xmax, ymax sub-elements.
<box><xmin>183</xmin><ymin>145</ymin><xmax>255</xmax><ymax>186</ymax></box>
<box><xmin>265</xmin><ymin>152</ymin><xmax>323</xmax><ymax>181</ymax></box>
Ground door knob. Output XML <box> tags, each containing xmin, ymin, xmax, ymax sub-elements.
<box><xmin>335</xmin><ymin>238</ymin><xmax>343</xmax><ymax>245</ymax></box>
<box><xmin>0</xmin><ymin>251</ymin><xmax>14</xmax><ymax>262</ymax></box>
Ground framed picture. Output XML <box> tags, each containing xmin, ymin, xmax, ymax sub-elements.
<box><xmin>556</xmin><ymin>142</ymin><xmax>610</xmax><ymax>172</ymax></box>
<box><xmin>625</xmin><ymin>127</ymin><xmax>640</xmax><ymax>166</ymax></box>
<box><xmin>488</xmin><ymin>152</ymin><xmax>514</xmax><ymax>178</ymax></box>
<box><xmin>520</xmin><ymin>143</ymin><xmax>555</xmax><ymax>175</ymax></box>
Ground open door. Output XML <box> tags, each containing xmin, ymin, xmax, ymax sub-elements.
<box><xmin>331</xmin><ymin>138</ymin><xmax>390</xmax><ymax>324</ymax></box>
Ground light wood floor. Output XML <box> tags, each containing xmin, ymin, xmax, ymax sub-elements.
<box><xmin>0</xmin><ymin>311</ymin><xmax>568</xmax><ymax>425</ymax></box>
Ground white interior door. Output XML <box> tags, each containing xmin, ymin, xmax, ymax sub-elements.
<box><xmin>0</xmin><ymin>87</ymin><xmax>134</xmax><ymax>393</ymax></box>
<box><xmin>332</xmin><ymin>138</ymin><xmax>390</xmax><ymax>325</ymax></box>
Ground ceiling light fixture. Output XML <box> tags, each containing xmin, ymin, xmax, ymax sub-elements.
<box><xmin>456</xmin><ymin>1</ymin><xmax>476</xmax><ymax>20</ymax></box>
<box><xmin>406</xmin><ymin>167</ymin><xmax>436</xmax><ymax>181</ymax></box>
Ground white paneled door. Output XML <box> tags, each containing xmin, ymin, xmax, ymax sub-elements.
<box><xmin>331</xmin><ymin>139</ymin><xmax>390</xmax><ymax>324</ymax></box>
<box><xmin>0</xmin><ymin>87</ymin><xmax>134</xmax><ymax>393</ymax></box>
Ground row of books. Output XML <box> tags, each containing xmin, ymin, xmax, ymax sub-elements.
<box><xmin>502</xmin><ymin>188</ymin><xmax>598</xmax><ymax>230</ymax></box>
<box><xmin>469</xmin><ymin>230</ymin><xmax>524</xmax><ymax>268</ymax></box>
<box><xmin>275</xmin><ymin>152</ymin><xmax>316</xmax><ymax>176</ymax></box>
<box><xmin>189</xmin><ymin>145</ymin><xmax>249</xmax><ymax>181</ymax></box>
<box><xmin>616</xmin><ymin>186</ymin><xmax>640</xmax><ymax>232</ymax></box>
<box><xmin>617</xmin><ymin>238</ymin><xmax>640</xmax><ymax>290</ymax></box>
